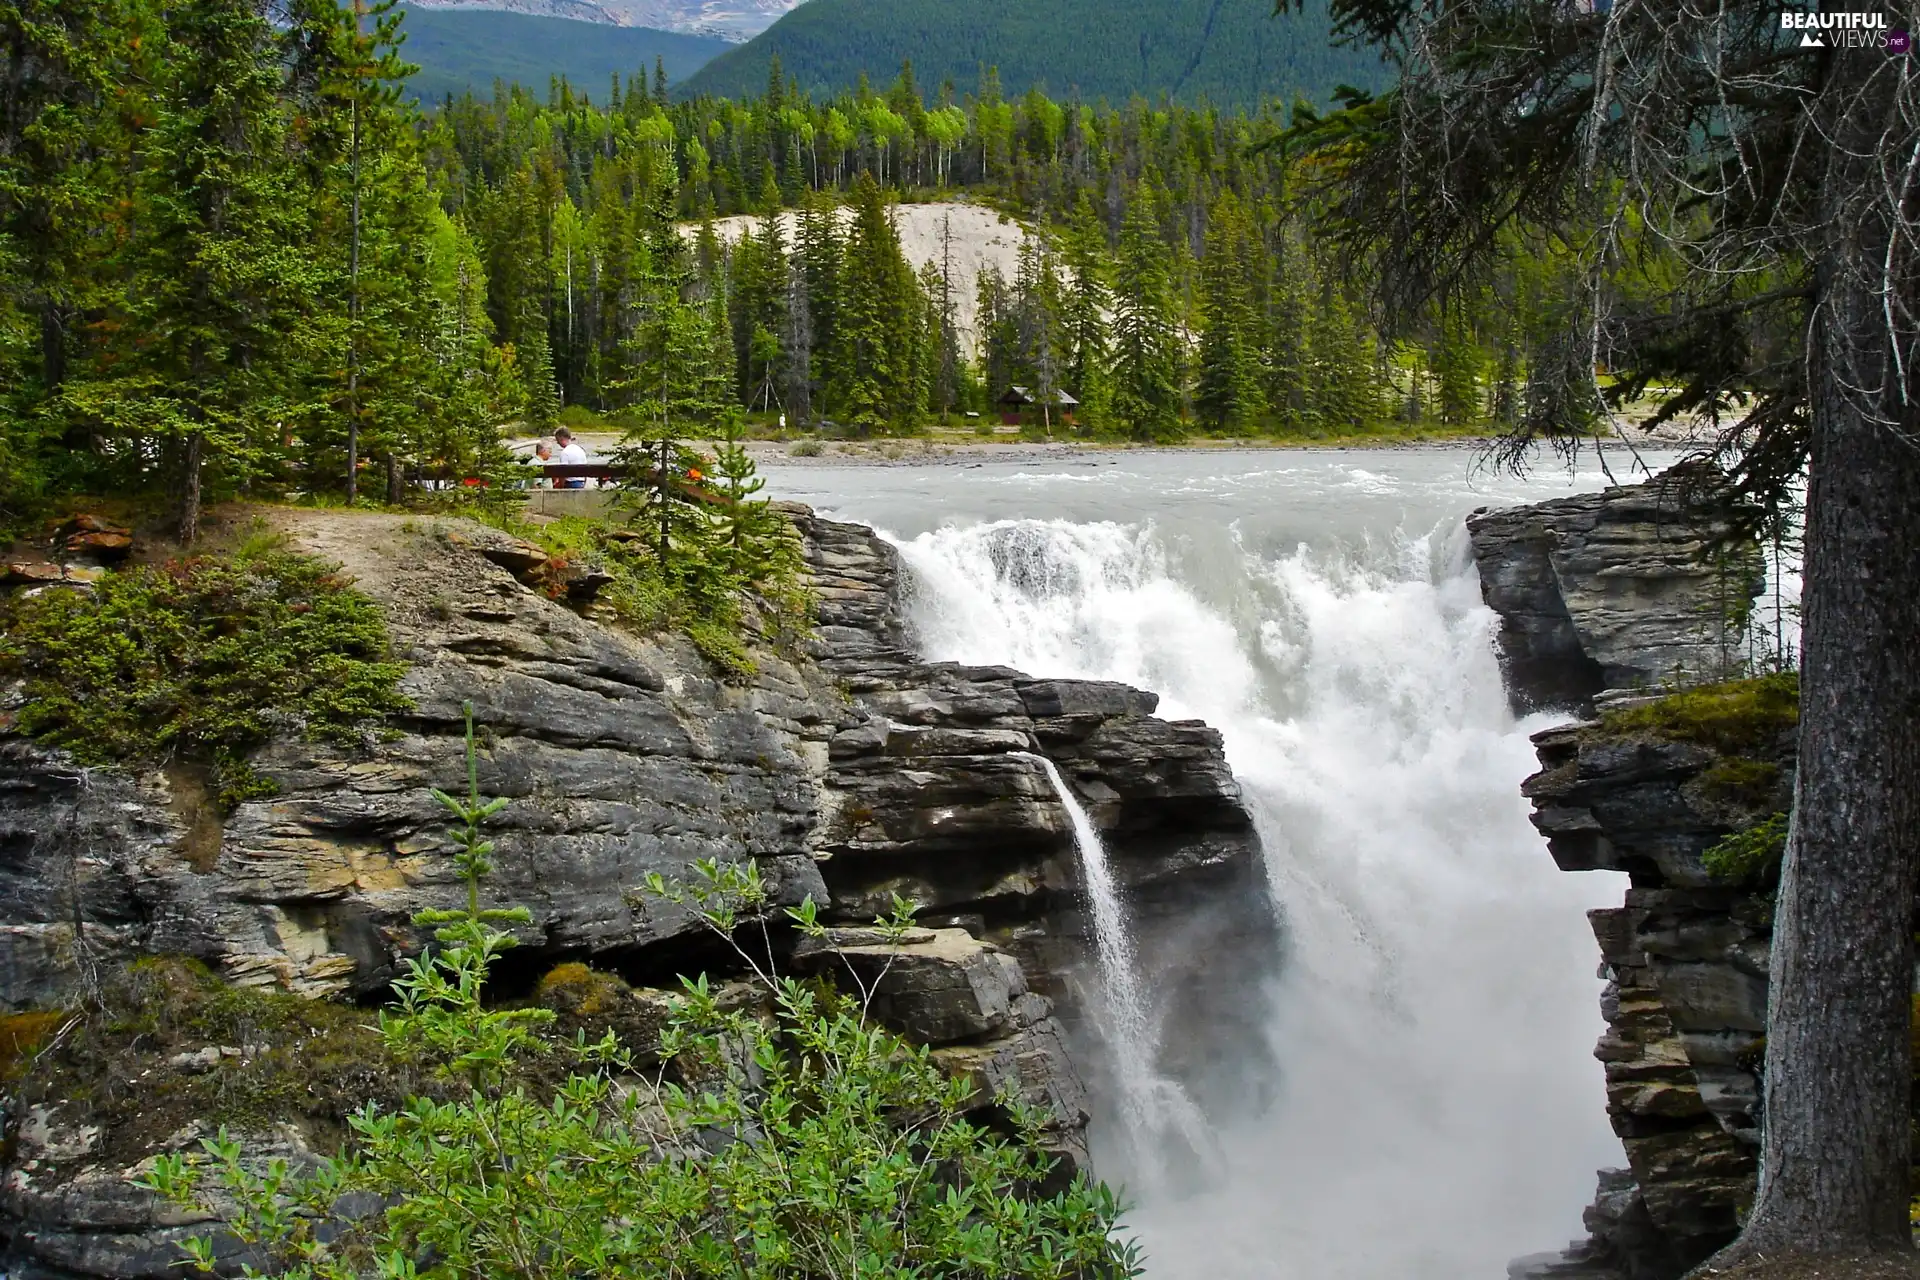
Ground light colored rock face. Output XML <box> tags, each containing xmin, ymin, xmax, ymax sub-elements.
<box><xmin>703</xmin><ymin>203</ymin><xmax>1035</xmax><ymax>356</ymax></box>
<box><xmin>1468</xmin><ymin>468</ymin><xmax>1765</xmax><ymax>712</ymax></box>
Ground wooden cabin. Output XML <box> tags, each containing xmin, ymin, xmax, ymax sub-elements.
<box><xmin>996</xmin><ymin>386</ymin><xmax>1080</xmax><ymax>428</ymax></box>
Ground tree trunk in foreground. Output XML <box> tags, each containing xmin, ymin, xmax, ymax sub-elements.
<box><xmin>1723</xmin><ymin>42</ymin><xmax>1920</xmax><ymax>1264</ymax></box>
<box><xmin>178</xmin><ymin>431</ymin><xmax>204</xmax><ymax>544</ymax></box>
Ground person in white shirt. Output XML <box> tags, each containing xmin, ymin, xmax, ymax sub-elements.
<box><xmin>552</xmin><ymin>428</ymin><xmax>589</xmax><ymax>488</ymax></box>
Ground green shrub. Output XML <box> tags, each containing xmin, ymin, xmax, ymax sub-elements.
<box><xmin>146</xmin><ymin>712</ymin><xmax>1141</xmax><ymax>1280</ymax></box>
<box><xmin>789</xmin><ymin>439</ymin><xmax>824</xmax><ymax>457</ymax></box>
<box><xmin>0</xmin><ymin>542</ymin><xmax>410</xmax><ymax>806</ymax></box>
<box><xmin>1602</xmin><ymin>672</ymin><xmax>1800</xmax><ymax>755</ymax></box>
<box><xmin>1703</xmin><ymin>812</ymin><xmax>1790</xmax><ymax>883</ymax></box>
<box><xmin>486</xmin><ymin>431</ymin><xmax>811</xmax><ymax>680</ymax></box>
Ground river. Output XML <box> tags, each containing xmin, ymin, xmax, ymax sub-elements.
<box><xmin>759</xmin><ymin>445</ymin><xmax>1678</xmax><ymax>1280</ymax></box>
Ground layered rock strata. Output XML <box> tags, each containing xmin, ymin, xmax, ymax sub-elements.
<box><xmin>1467</xmin><ymin>466</ymin><xmax>1765</xmax><ymax>713</ymax></box>
<box><xmin>793</xmin><ymin>510</ymin><xmax>1273</xmax><ymax>1110</ymax></box>
<box><xmin>1508</xmin><ymin>719</ymin><xmax>1790</xmax><ymax>1280</ymax></box>
<box><xmin>1470</xmin><ymin>470</ymin><xmax>1782</xmax><ymax>1280</ymax></box>
<box><xmin>0</xmin><ymin>505</ymin><xmax>1267</xmax><ymax>1277</ymax></box>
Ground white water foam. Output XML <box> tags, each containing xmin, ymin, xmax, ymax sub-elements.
<box><xmin>891</xmin><ymin>516</ymin><xmax>1620</xmax><ymax>1280</ymax></box>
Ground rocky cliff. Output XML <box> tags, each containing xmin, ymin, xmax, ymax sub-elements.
<box><xmin>1510</xmin><ymin>693</ymin><xmax>1794</xmax><ymax>1280</ymax></box>
<box><xmin>1467</xmin><ymin>465</ymin><xmax>1765</xmax><ymax>713</ymax></box>
<box><xmin>1470</xmin><ymin>469</ymin><xmax>1788</xmax><ymax>1280</ymax></box>
<box><xmin>0</xmin><ymin>506</ymin><xmax>1268</xmax><ymax>1278</ymax></box>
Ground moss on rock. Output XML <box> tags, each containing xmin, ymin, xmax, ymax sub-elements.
<box><xmin>0</xmin><ymin>539</ymin><xmax>410</xmax><ymax>807</ymax></box>
<box><xmin>1600</xmin><ymin>672</ymin><xmax>1799</xmax><ymax>755</ymax></box>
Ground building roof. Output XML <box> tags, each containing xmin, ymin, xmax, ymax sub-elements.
<box><xmin>998</xmin><ymin>385</ymin><xmax>1080</xmax><ymax>407</ymax></box>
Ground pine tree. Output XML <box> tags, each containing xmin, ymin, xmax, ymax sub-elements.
<box><xmin>1060</xmin><ymin>196</ymin><xmax>1113</xmax><ymax>432</ymax></box>
<box><xmin>1012</xmin><ymin>232</ymin><xmax>1067</xmax><ymax>436</ymax></box>
<box><xmin>1195</xmin><ymin>191</ymin><xmax>1265</xmax><ymax>434</ymax></box>
<box><xmin>285</xmin><ymin>0</ymin><xmax>424</xmax><ymax>502</ymax></box>
<box><xmin>72</xmin><ymin>0</ymin><xmax>322</xmax><ymax>540</ymax></box>
<box><xmin>0</xmin><ymin>0</ymin><xmax>130</xmax><ymax>512</ymax></box>
<box><xmin>793</xmin><ymin>191</ymin><xmax>841</xmax><ymax>413</ymax></box>
<box><xmin>1110</xmin><ymin>198</ymin><xmax>1182</xmax><ymax>442</ymax></box>
<box><xmin>1431</xmin><ymin>308</ymin><xmax>1482</xmax><ymax>429</ymax></box>
<box><xmin>619</xmin><ymin>182</ymin><xmax>727</xmax><ymax>565</ymax></box>
<box><xmin>832</xmin><ymin>174</ymin><xmax>918</xmax><ymax>432</ymax></box>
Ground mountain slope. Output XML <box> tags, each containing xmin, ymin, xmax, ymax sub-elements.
<box><xmin>401</xmin><ymin>0</ymin><xmax>804</xmax><ymax>42</ymax></box>
<box><xmin>396</xmin><ymin>7</ymin><xmax>730</xmax><ymax>102</ymax></box>
<box><xmin>681</xmin><ymin>0</ymin><xmax>1385</xmax><ymax>108</ymax></box>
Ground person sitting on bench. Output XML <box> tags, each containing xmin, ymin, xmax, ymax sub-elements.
<box><xmin>553</xmin><ymin>428</ymin><xmax>589</xmax><ymax>488</ymax></box>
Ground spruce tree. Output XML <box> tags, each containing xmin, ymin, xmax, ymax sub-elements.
<box><xmin>1430</xmin><ymin>309</ymin><xmax>1481</xmax><ymax>429</ymax></box>
<box><xmin>76</xmin><ymin>0</ymin><xmax>321</xmax><ymax>540</ymax></box>
<box><xmin>833</xmin><ymin>175</ymin><xmax>917</xmax><ymax>432</ymax></box>
<box><xmin>1195</xmin><ymin>191</ymin><xmax>1265</xmax><ymax>434</ymax></box>
<box><xmin>285</xmin><ymin>0</ymin><xmax>424</xmax><ymax>502</ymax></box>
<box><xmin>0</xmin><ymin>0</ymin><xmax>129</xmax><ymax>512</ymax></box>
<box><xmin>1110</xmin><ymin>197</ymin><xmax>1182</xmax><ymax>442</ymax></box>
<box><xmin>1061</xmin><ymin>195</ymin><xmax>1113</xmax><ymax>432</ymax></box>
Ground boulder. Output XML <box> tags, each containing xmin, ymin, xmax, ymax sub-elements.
<box><xmin>792</xmin><ymin>926</ymin><xmax>1026</xmax><ymax>1042</ymax></box>
<box><xmin>2</xmin><ymin>562</ymin><xmax>70</xmax><ymax>588</ymax></box>
<box><xmin>58</xmin><ymin>516</ymin><xmax>135</xmax><ymax>562</ymax></box>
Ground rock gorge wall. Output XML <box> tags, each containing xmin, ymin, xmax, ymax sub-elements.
<box><xmin>0</xmin><ymin>506</ymin><xmax>1270</xmax><ymax>1278</ymax></box>
<box><xmin>1470</xmin><ymin>469</ymin><xmax>1784</xmax><ymax>1280</ymax></box>
<box><xmin>1467</xmin><ymin>466</ymin><xmax>1765</xmax><ymax>714</ymax></box>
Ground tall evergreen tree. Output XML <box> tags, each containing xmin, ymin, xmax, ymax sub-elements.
<box><xmin>73</xmin><ymin>0</ymin><xmax>320</xmax><ymax>540</ymax></box>
<box><xmin>1195</xmin><ymin>191</ymin><xmax>1265</xmax><ymax>433</ymax></box>
<box><xmin>1110</xmin><ymin>197</ymin><xmax>1182</xmax><ymax>442</ymax></box>
<box><xmin>1060</xmin><ymin>195</ymin><xmax>1113</xmax><ymax>431</ymax></box>
<box><xmin>285</xmin><ymin>0</ymin><xmax>423</xmax><ymax>501</ymax></box>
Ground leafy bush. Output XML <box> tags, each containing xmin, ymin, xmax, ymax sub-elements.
<box><xmin>146</xmin><ymin>711</ymin><xmax>1140</xmax><ymax>1280</ymax></box>
<box><xmin>0</xmin><ymin>540</ymin><xmax>410</xmax><ymax>806</ymax></box>
<box><xmin>1703</xmin><ymin>812</ymin><xmax>1790</xmax><ymax>883</ymax></box>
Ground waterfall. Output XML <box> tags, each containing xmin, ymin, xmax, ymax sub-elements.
<box><xmin>888</xmin><ymin>514</ymin><xmax>1621</xmax><ymax>1280</ymax></box>
<box><xmin>1013</xmin><ymin>750</ymin><xmax>1221</xmax><ymax>1190</ymax></box>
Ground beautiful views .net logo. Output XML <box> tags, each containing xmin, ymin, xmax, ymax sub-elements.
<box><xmin>1779</xmin><ymin>9</ymin><xmax>1909</xmax><ymax>50</ymax></box>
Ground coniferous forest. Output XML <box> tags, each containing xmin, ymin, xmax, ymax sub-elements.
<box><xmin>1</xmin><ymin>0</ymin><xmax>1597</xmax><ymax>538</ymax></box>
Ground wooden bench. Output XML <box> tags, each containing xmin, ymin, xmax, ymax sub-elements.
<box><xmin>536</xmin><ymin>463</ymin><xmax>627</xmax><ymax>485</ymax></box>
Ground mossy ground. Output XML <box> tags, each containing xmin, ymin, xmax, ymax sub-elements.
<box><xmin>1600</xmin><ymin>672</ymin><xmax>1800</xmax><ymax>755</ymax></box>
<box><xmin>1596</xmin><ymin>674</ymin><xmax>1800</xmax><ymax>886</ymax></box>
<box><xmin>16</xmin><ymin>959</ymin><xmax>411</xmax><ymax>1163</ymax></box>
<box><xmin>13</xmin><ymin>958</ymin><xmax>711</xmax><ymax>1169</ymax></box>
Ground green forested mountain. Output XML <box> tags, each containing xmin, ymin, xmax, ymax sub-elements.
<box><xmin>396</xmin><ymin>7</ymin><xmax>727</xmax><ymax>102</ymax></box>
<box><xmin>682</xmin><ymin>0</ymin><xmax>1385</xmax><ymax>107</ymax></box>
<box><xmin>1</xmin><ymin>0</ymin><xmax>1595</xmax><ymax>544</ymax></box>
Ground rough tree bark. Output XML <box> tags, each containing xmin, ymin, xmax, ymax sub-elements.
<box><xmin>1721</xmin><ymin>40</ymin><xmax>1920</xmax><ymax>1265</ymax></box>
<box><xmin>179</xmin><ymin>430</ymin><xmax>204</xmax><ymax>544</ymax></box>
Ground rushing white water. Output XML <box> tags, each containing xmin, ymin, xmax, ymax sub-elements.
<box><xmin>762</xmin><ymin>450</ymin><xmax>1658</xmax><ymax>1280</ymax></box>
<box><xmin>1015</xmin><ymin>750</ymin><xmax>1222</xmax><ymax>1190</ymax></box>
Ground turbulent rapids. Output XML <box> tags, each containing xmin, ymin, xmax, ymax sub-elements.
<box><xmin>762</xmin><ymin>450</ymin><xmax>1662</xmax><ymax>1280</ymax></box>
